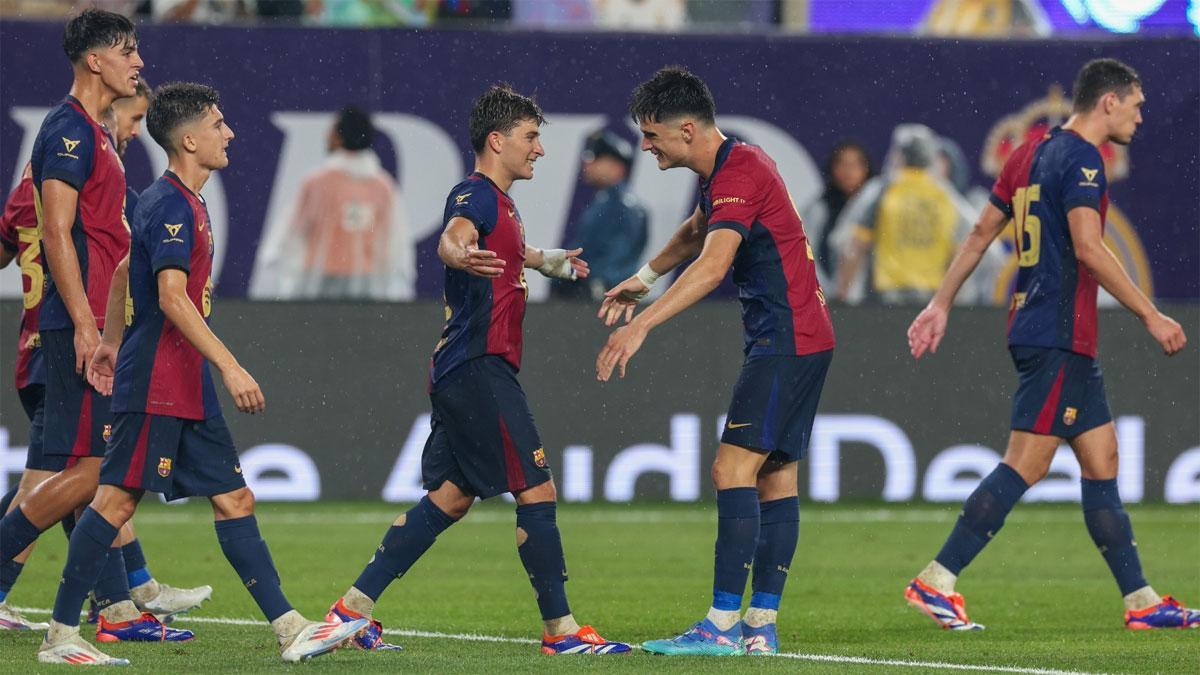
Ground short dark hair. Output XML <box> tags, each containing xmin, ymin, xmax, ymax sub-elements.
<box><xmin>133</xmin><ymin>75</ymin><xmax>152</xmax><ymax>100</ymax></box>
<box><xmin>63</xmin><ymin>8</ymin><xmax>137</xmax><ymax>64</ymax></box>
<box><xmin>1072</xmin><ymin>58</ymin><xmax>1141</xmax><ymax>112</ymax></box>
<box><xmin>147</xmin><ymin>82</ymin><xmax>220</xmax><ymax>153</ymax></box>
<box><xmin>336</xmin><ymin>106</ymin><xmax>374</xmax><ymax>151</ymax></box>
<box><xmin>468</xmin><ymin>84</ymin><xmax>545</xmax><ymax>154</ymax></box>
<box><xmin>629</xmin><ymin>66</ymin><xmax>716</xmax><ymax>125</ymax></box>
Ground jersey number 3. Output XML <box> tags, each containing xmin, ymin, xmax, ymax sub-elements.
<box><xmin>1012</xmin><ymin>184</ymin><xmax>1041</xmax><ymax>267</ymax></box>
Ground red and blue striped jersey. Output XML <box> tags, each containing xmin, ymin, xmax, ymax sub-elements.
<box><xmin>701</xmin><ymin>139</ymin><xmax>836</xmax><ymax>357</ymax></box>
<box><xmin>112</xmin><ymin>171</ymin><xmax>219</xmax><ymax>420</ymax></box>
<box><xmin>431</xmin><ymin>172</ymin><xmax>528</xmax><ymax>384</ymax></box>
<box><xmin>990</xmin><ymin>127</ymin><xmax>1108</xmax><ymax>358</ymax></box>
<box><xmin>0</xmin><ymin>167</ymin><xmax>45</xmax><ymax>389</ymax></box>
<box><xmin>30</xmin><ymin>96</ymin><xmax>129</xmax><ymax>332</ymax></box>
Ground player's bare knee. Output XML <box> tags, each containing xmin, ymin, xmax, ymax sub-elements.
<box><xmin>428</xmin><ymin>482</ymin><xmax>473</xmax><ymax>519</ymax></box>
<box><xmin>91</xmin><ymin>486</ymin><xmax>138</xmax><ymax>528</ymax></box>
<box><xmin>514</xmin><ymin>479</ymin><xmax>556</xmax><ymax>506</ymax></box>
<box><xmin>211</xmin><ymin>487</ymin><xmax>256</xmax><ymax>521</ymax></box>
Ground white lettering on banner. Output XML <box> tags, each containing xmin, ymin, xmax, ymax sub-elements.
<box><xmin>239</xmin><ymin>444</ymin><xmax>320</xmax><ymax>501</ymax></box>
<box><xmin>1116</xmin><ymin>416</ymin><xmax>1145</xmax><ymax>502</ymax></box>
<box><xmin>922</xmin><ymin>445</ymin><xmax>1002</xmax><ymax>501</ymax></box>
<box><xmin>604</xmin><ymin>414</ymin><xmax>701</xmax><ymax>502</ymax></box>
<box><xmin>809</xmin><ymin>415</ymin><xmax>917</xmax><ymax>502</ymax></box>
<box><xmin>1165</xmin><ymin>447</ymin><xmax>1200</xmax><ymax>503</ymax></box>
<box><xmin>562</xmin><ymin>446</ymin><xmax>594</xmax><ymax>502</ymax></box>
<box><xmin>0</xmin><ymin>428</ymin><xmax>25</xmax><ymax>494</ymax></box>
<box><xmin>381</xmin><ymin>413</ymin><xmax>432</xmax><ymax>502</ymax></box>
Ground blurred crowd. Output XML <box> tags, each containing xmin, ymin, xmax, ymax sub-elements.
<box><xmin>1</xmin><ymin>0</ymin><xmax>1071</xmax><ymax>35</ymax></box>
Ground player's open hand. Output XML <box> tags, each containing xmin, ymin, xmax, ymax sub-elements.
<box><xmin>87</xmin><ymin>342</ymin><xmax>119</xmax><ymax>396</ymax></box>
<box><xmin>596</xmin><ymin>323</ymin><xmax>648</xmax><ymax>382</ymax></box>
<box><xmin>907</xmin><ymin>302</ymin><xmax>949</xmax><ymax>359</ymax></box>
<box><xmin>460</xmin><ymin>246</ymin><xmax>505</xmax><ymax>278</ymax></box>
<box><xmin>222</xmin><ymin>365</ymin><xmax>266</xmax><ymax>414</ymax></box>
<box><xmin>597</xmin><ymin>276</ymin><xmax>650</xmax><ymax>326</ymax></box>
<box><xmin>537</xmin><ymin>248</ymin><xmax>589</xmax><ymax>280</ymax></box>
<box><xmin>1144</xmin><ymin>311</ymin><xmax>1187</xmax><ymax>356</ymax></box>
<box><xmin>565</xmin><ymin>248</ymin><xmax>589</xmax><ymax>280</ymax></box>
<box><xmin>74</xmin><ymin>321</ymin><xmax>100</xmax><ymax>376</ymax></box>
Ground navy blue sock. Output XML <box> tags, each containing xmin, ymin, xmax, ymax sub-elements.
<box><xmin>0</xmin><ymin>506</ymin><xmax>44</xmax><ymax>563</ymax></box>
<box><xmin>515</xmin><ymin>502</ymin><xmax>571</xmax><ymax>621</ymax></box>
<box><xmin>0</xmin><ymin>560</ymin><xmax>23</xmax><ymax>603</ymax></box>
<box><xmin>52</xmin><ymin>508</ymin><xmax>118</xmax><ymax>626</ymax></box>
<box><xmin>0</xmin><ymin>484</ymin><xmax>16</xmax><ymax>518</ymax></box>
<box><xmin>750</xmin><ymin>496</ymin><xmax>799</xmax><ymax>611</ymax></box>
<box><xmin>935</xmin><ymin>463</ymin><xmax>1028</xmax><ymax>575</ymax></box>
<box><xmin>93</xmin><ymin>544</ymin><xmax>132</xmax><ymax>612</ymax></box>
<box><xmin>215</xmin><ymin>515</ymin><xmax>293</xmax><ymax>622</ymax></box>
<box><xmin>354</xmin><ymin>496</ymin><xmax>457</xmax><ymax>601</ymax></box>
<box><xmin>1081</xmin><ymin>478</ymin><xmax>1148</xmax><ymax>596</ymax></box>
<box><xmin>122</xmin><ymin>540</ymin><xmax>152</xmax><ymax>588</ymax></box>
<box><xmin>712</xmin><ymin>487</ymin><xmax>760</xmax><ymax>611</ymax></box>
<box><xmin>61</xmin><ymin>511</ymin><xmax>77</xmax><ymax>539</ymax></box>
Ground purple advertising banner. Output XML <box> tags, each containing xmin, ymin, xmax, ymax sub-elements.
<box><xmin>1</xmin><ymin>21</ymin><xmax>1197</xmax><ymax>301</ymax></box>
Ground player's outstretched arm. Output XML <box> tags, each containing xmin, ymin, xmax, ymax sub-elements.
<box><xmin>41</xmin><ymin>179</ymin><xmax>98</xmax><ymax>374</ymax></box>
<box><xmin>157</xmin><ymin>269</ymin><xmax>265</xmax><ymax>413</ymax></box>
<box><xmin>596</xmin><ymin>229</ymin><xmax>739</xmax><ymax>381</ymax></box>
<box><xmin>525</xmin><ymin>245</ymin><xmax>589</xmax><ymax>280</ymax></box>
<box><xmin>87</xmin><ymin>255</ymin><xmax>130</xmax><ymax>396</ymax></box>
<box><xmin>1068</xmin><ymin>207</ymin><xmax>1186</xmax><ymax>355</ymax></box>
<box><xmin>598</xmin><ymin>205</ymin><xmax>707</xmax><ymax>326</ymax></box>
<box><xmin>438</xmin><ymin>216</ymin><xmax>505</xmax><ymax>278</ymax></box>
<box><xmin>908</xmin><ymin>202</ymin><xmax>1009</xmax><ymax>359</ymax></box>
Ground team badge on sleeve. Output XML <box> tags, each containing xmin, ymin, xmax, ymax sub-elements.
<box><xmin>158</xmin><ymin>457</ymin><xmax>173</xmax><ymax>478</ymax></box>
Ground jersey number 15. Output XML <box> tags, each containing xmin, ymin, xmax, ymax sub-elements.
<box><xmin>1012</xmin><ymin>184</ymin><xmax>1041</xmax><ymax>268</ymax></box>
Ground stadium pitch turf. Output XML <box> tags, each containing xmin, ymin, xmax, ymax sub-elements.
<box><xmin>1</xmin><ymin>501</ymin><xmax>1196</xmax><ymax>673</ymax></box>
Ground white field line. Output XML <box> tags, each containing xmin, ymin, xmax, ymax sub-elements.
<box><xmin>14</xmin><ymin>607</ymin><xmax>1103</xmax><ymax>675</ymax></box>
<box><xmin>124</xmin><ymin>508</ymin><xmax>1198</xmax><ymax>527</ymax></box>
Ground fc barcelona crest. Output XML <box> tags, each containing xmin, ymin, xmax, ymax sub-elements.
<box><xmin>158</xmin><ymin>457</ymin><xmax>173</xmax><ymax>477</ymax></box>
<box><xmin>1063</xmin><ymin>407</ymin><xmax>1078</xmax><ymax>426</ymax></box>
<box><xmin>102</xmin><ymin>424</ymin><xmax>113</xmax><ymax>442</ymax></box>
<box><xmin>532</xmin><ymin>447</ymin><xmax>546</xmax><ymax>468</ymax></box>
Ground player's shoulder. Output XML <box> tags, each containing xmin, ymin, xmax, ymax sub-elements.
<box><xmin>721</xmin><ymin>142</ymin><xmax>777</xmax><ymax>182</ymax></box>
<box><xmin>133</xmin><ymin>176</ymin><xmax>193</xmax><ymax>233</ymax></box>
<box><xmin>445</xmin><ymin>173</ymin><xmax>499</xmax><ymax>215</ymax></box>
<box><xmin>37</xmin><ymin>99</ymin><xmax>94</xmax><ymax>142</ymax></box>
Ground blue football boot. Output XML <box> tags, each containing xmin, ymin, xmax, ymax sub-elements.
<box><xmin>642</xmin><ymin>618</ymin><xmax>743</xmax><ymax>656</ymax></box>
<box><xmin>741</xmin><ymin>621</ymin><xmax>778</xmax><ymax>655</ymax></box>
<box><xmin>96</xmin><ymin>612</ymin><xmax>194</xmax><ymax>642</ymax></box>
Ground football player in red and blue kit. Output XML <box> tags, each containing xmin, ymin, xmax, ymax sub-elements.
<box><xmin>904</xmin><ymin>58</ymin><xmax>1196</xmax><ymax>631</ymax></box>
<box><xmin>597</xmin><ymin>66</ymin><xmax>836</xmax><ymax>656</ymax></box>
<box><xmin>326</xmin><ymin>84</ymin><xmax>631</xmax><ymax>656</ymax></box>
<box><xmin>36</xmin><ymin>82</ymin><xmax>365</xmax><ymax>666</ymax></box>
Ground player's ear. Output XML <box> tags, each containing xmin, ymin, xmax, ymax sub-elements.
<box><xmin>84</xmin><ymin>50</ymin><xmax>104</xmax><ymax>75</ymax></box>
<box><xmin>487</xmin><ymin>130</ymin><xmax>504</xmax><ymax>155</ymax></box>
<box><xmin>180</xmin><ymin>131</ymin><xmax>197</xmax><ymax>154</ymax></box>
<box><xmin>680</xmin><ymin>120</ymin><xmax>695</xmax><ymax>143</ymax></box>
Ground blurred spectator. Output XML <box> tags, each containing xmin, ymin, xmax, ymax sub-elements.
<box><xmin>553</xmin><ymin>129</ymin><xmax>648</xmax><ymax>300</ymax></box>
<box><xmin>687</xmin><ymin>0</ymin><xmax>775</xmax><ymax>29</ymax></box>
<box><xmin>0</xmin><ymin>0</ymin><xmax>76</xmax><ymax>17</ymax></box>
<box><xmin>594</xmin><ymin>0</ymin><xmax>686</xmax><ymax>31</ymax></box>
<box><xmin>250</xmin><ymin>106</ymin><xmax>414</xmax><ymax>301</ymax></box>
<box><xmin>436</xmin><ymin>0</ymin><xmax>510</xmax><ymax>22</ymax></box>
<box><xmin>312</xmin><ymin>0</ymin><xmax>433</xmax><ymax>26</ymax></box>
<box><xmin>921</xmin><ymin>0</ymin><xmax>1051</xmax><ymax>36</ymax></box>
<box><xmin>801</xmin><ymin>139</ymin><xmax>873</xmax><ymax>288</ymax></box>
<box><xmin>256</xmin><ymin>0</ymin><xmax>306</xmax><ymax>20</ymax></box>
<box><xmin>833</xmin><ymin>124</ymin><xmax>976</xmax><ymax>305</ymax></box>
<box><xmin>151</xmin><ymin>0</ymin><xmax>255</xmax><ymax>22</ymax></box>
<box><xmin>512</xmin><ymin>0</ymin><xmax>593</xmax><ymax>27</ymax></box>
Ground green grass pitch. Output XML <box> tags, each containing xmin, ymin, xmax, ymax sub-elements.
<box><xmin>1</xmin><ymin>501</ymin><xmax>1196</xmax><ymax>673</ymax></box>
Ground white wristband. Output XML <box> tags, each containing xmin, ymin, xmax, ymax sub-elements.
<box><xmin>635</xmin><ymin>263</ymin><xmax>661</xmax><ymax>288</ymax></box>
<box><xmin>536</xmin><ymin>248</ymin><xmax>576</xmax><ymax>280</ymax></box>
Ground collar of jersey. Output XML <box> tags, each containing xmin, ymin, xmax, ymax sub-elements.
<box><xmin>702</xmin><ymin>136</ymin><xmax>740</xmax><ymax>190</ymax></box>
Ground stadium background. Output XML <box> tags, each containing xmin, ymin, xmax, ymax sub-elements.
<box><xmin>2</xmin><ymin>4</ymin><xmax>1197</xmax><ymax>506</ymax></box>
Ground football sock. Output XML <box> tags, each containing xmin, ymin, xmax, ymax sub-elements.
<box><xmin>935</xmin><ymin>463</ymin><xmax>1027</xmax><ymax>574</ymax></box>
<box><xmin>0</xmin><ymin>506</ymin><xmax>43</xmax><ymax>563</ymax></box>
<box><xmin>1081</xmin><ymin>478</ymin><xmax>1149</xmax><ymax>597</ymax></box>
<box><xmin>1123</xmin><ymin>585</ymin><xmax>1162</xmax><ymax>611</ymax></box>
<box><xmin>0</xmin><ymin>484</ymin><xmax>16</xmax><ymax>517</ymax></box>
<box><xmin>46</xmin><ymin>620</ymin><xmax>79</xmax><ymax>644</ymax></box>
<box><xmin>750</xmin><ymin>496</ymin><xmax>799</xmax><ymax>617</ymax></box>
<box><xmin>353</xmin><ymin>496</ymin><xmax>457</xmax><ymax>602</ymax></box>
<box><xmin>515</xmin><ymin>502</ymin><xmax>571</xmax><ymax>621</ymax></box>
<box><xmin>706</xmin><ymin>607</ymin><xmax>741</xmax><ymax>631</ymax></box>
<box><xmin>543</xmin><ymin>614</ymin><xmax>581</xmax><ymax>637</ymax></box>
<box><xmin>917</xmin><ymin>560</ymin><xmax>958</xmax><ymax>595</ymax></box>
<box><xmin>122</xmin><ymin>539</ymin><xmax>153</xmax><ymax>589</ymax></box>
<box><xmin>270</xmin><ymin>609</ymin><xmax>308</xmax><ymax>641</ymax></box>
<box><xmin>93</xmin><ymin>543</ymin><xmax>134</xmax><ymax>616</ymax></box>
<box><xmin>61</xmin><ymin>511</ymin><xmax>76</xmax><ymax>538</ymax></box>
<box><xmin>342</xmin><ymin>586</ymin><xmax>376</xmax><ymax>617</ymax></box>
<box><xmin>215</xmin><ymin>515</ymin><xmax>293</xmax><ymax>622</ymax></box>
<box><xmin>0</xmin><ymin>560</ymin><xmax>22</xmax><ymax>603</ymax></box>
<box><xmin>712</xmin><ymin>487</ymin><xmax>760</xmax><ymax>613</ymax></box>
<box><xmin>743</xmin><ymin>607</ymin><xmax>778</xmax><ymax>628</ymax></box>
<box><xmin>52</xmin><ymin>508</ymin><xmax>118</xmax><ymax>626</ymax></box>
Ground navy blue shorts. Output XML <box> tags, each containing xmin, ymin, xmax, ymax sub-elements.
<box><xmin>100</xmin><ymin>412</ymin><xmax>246</xmax><ymax>501</ymax></box>
<box><xmin>41</xmin><ymin>328</ymin><xmax>113</xmax><ymax>460</ymax></box>
<box><xmin>721</xmin><ymin>350</ymin><xmax>833</xmax><ymax>462</ymax></box>
<box><xmin>1010</xmin><ymin>346</ymin><xmax>1111</xmax><ymax>439</ymax></box>
<box><xmin>422</xmin><ymin>356</ymin><xmax>551</xmax><ymax>499</ymax></box>
<box><xmin>19</xmin><ymin>384</ymin><xmax>63</xmax><ymax>472</ymax></box>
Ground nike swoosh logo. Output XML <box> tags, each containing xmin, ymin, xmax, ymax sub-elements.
<box><xmin>727</xmin><ymin>422</ymin><xmax>752</xmax><ymax>429</ymax></box>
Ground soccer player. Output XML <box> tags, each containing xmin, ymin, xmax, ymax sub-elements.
<box><xmin>324</xmin><ymin>84</ymin><xmax>630</xmax><ymax>656</ymax></box>
<box><xmin>0</xmin><ymin>9</ymin><xmax>194</xmax><ymax>642</ymax></box>
<box><xmin>596</xmin><ymin>66</ymin><xmax>836</xmax><ymax>656</ymax></box>
<box><xmin>36</xmin><ymin>82</ymin><xmax>367</xmax><ymax>666</ymax></box>
<box><xmin>903</xmin><ymin>58</ymin><xmax>1197</xmax><ymax>630</ymax></box>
